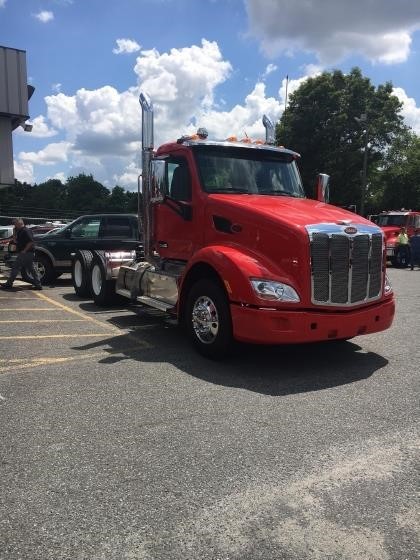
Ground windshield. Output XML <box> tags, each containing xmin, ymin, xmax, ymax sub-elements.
<box><xmin>194</xmin><ymin>146</ymin><xmax>305</xmax><ymax>197</ymax></box>
<box><xmin>43</xmin><ymin>227</ymin><xmax>64</xmax><ymax>236</ymax></box>
<box><xmin>377</xmin><ymin>215</ymin><xmax>406</xmax><ymax>227</ymax></box>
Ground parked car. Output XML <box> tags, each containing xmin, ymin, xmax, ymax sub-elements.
<box><xmin>4</xmin><ymin>214</ymin><xmax>140</xmax><ymax>285</ymax></box>
<box><xmin>33</xmin><ymin>226</ymin><xmax>65</xmax><ymax>239</ymax></box>
<box><xmin>30</xmin><ymin>223</ymin><xmax>66</xmax><ymax>237</ymax></box>
<box><xmin>0</xmin><ymin>225</ymin><xmax>14</xmax><ymax>262</ymax></box>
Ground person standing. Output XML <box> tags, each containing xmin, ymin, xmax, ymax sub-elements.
<box><xmin>409</xmin><ymin>228</ymin><xmax>420</xmax><ymax>270</ymax></box>
<box><xmin>0</xmin><ymin>218</ymin><xmax>42</xmax><ymax>290</ymax></box>
<box><xmin>396</xmin><ymin>226</ymin><xmax>410</xmax><ymax>267</ymax></box>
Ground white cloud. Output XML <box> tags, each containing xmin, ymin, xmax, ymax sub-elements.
<box><xmin>34</xmin><ymin>10</ymin><xmax>54</xmax><ymax>23</ymax></box>
<box><xmin>14</xmin><ymin>161</ymin><xmax>34</xmax><ymax>184</ymax></box>
<box><xmin>278</xmin><ymin>66</ymin><xmax>322</xmax><ymax>109</ymax></box>
<box><xmin>14</xmin><ymin>40</ymin><xmax>285</xmax><ymax>189</ymax></box>
<box><xmin>246</xmin><ymin>0</ymin><xmax>420</xmax><ymax>64</ymax></box>
<box><xmin>113</xmin><ymin>38</ymin><xmax>141</xmax><ymax>55</ymax></box>
<box><xmin>135</xmin><ymin>39</ymin><xmax>232</xmax><ymax>120</ymax></box>
<box><xmin>51</xmin><ymin>83</ymin><xmax>62</xmax><ymax>93</ymax></box>
<box><xmin>393</xmin><ymin>87</ymin><xmax>420</xmax><ymax>135</ymax></box>
<box><xmin>197</xmin><ymin>82</ymin><xmax>282</xmax><ymax>141</ymax></box>
<box><xmin>17</xmin><ymin>40</ymin><xmax>322</xmax><ymax>189</ymax></box>
<box><xmin>113</xmin><ymin>162</ymin><xmax>140</xmax><ymax>190</ymax></box>
<box><xmin>46</xmin><ymin>172</ymin><xmax>67</xmax><ymax>183</ymax></box>
<box><xmin>46</xmin><ymin>86</ymin><xmax>141</xmax><ymax>155</ymax></box>
<box><xmin>262</xmin><ymin>63</ymin><xmax>277</xmax><ymax>79</ymax></box>
<box><xmin>0</xmin><ymin>0</ymin><xmax>7</xmax><ymax>9</ymax></box>
<box><xmin>22</xmin><ymin>115</ymin><xmax>57</xmax><ymax>138</ymax></box>
<box><xmin>19</xmin><ymin>142</ymin><xmax>72</xmax><ymax>165</ymax></box>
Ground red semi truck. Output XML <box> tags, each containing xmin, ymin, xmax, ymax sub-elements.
<box><xmin>73</xmin><ymin>93</ymin><xmax>395</xmax><ymax>358</ymax></box>
<box><xmin>373</xmin><ymin>210</ymin><xmax>420</xmax><ymax>267</ymax></box>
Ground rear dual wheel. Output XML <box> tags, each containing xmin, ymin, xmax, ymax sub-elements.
<box><xmin>90</xmin><ymin>253</ymin><xmax>118</xmax><ymax>306</ymax></box>
<box><xmin>71</xmin><ymin>250</ymin><xmax>93</xmax><ymax>297</ymax></box>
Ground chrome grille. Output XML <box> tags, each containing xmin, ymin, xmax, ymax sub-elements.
<box><xmin>307</xmin><ymin>224</ymin><xmax>384</xmax><ymax>306</ymax></box>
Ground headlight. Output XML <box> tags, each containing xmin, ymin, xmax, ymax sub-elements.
<box><xmin>250</xmin><ymin>278</ymin><xmax>300</xmax><ymax>302</ymax></box>
<box><xmin>384</xmin><ymin>274</ymin><xmax>393</xmax><ymax>295</ymax></box>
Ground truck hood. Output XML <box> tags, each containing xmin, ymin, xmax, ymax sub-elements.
<box><xmin>205</xmin><ymin>194</ymin><xmax>382</xmax><ymax>307</ymax></box>
<box><xmin>208</xmin><ymin>194</ymin><xmax>370</xmax><ymax>229</ymax></box>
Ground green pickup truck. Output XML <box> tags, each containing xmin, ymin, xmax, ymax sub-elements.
<box><xmin>4</xmin><ymin>214</ymin><xmax>140</xmax><ymax>289</ymax></box>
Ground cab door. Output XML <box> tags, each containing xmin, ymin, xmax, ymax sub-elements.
<box><xmin>153</xmin><ymin>157</ymin><xmax>197</xmax><ymax>261</ymax></box>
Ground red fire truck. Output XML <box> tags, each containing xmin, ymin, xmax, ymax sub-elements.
<box><xmin>73</xmin><ymin>93</ymin><xmax>395</xmax><ymax>358</ymax></box>
<box><xmin>375</xmin><ymin>210</ymin><xmax>420</xmax><ymax>266</ymax></box>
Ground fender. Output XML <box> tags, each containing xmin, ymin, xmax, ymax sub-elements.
<box><xmin>181</xmin><ymin>244</ymin><xmax>301</xmax><ymax>306</ymax></box>
<box><xmin>34</xmin><ymin>246</ymin><xmax>70</xmax><ymax>267</ymax></box>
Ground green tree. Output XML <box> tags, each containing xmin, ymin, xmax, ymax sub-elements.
<box><xmin>65</xmin><ymin>173</ymin><xmax>110</xmax><ymax>213</ymax></box>
<box><xmin>108</xmin><ymin>185</ymin><xmax>129</xmax><ymax>212</ymax></box>
<box><xmin>27</xmin><ymin>179</ymin><xmax>67</xmax><ymax>215</ymax></box>
<box><xmin>126</xmin><ymin>190</ymin><xmax>139</xmax><ymax>213</ymax></box>
<box><xmin>378</xmin><ymin>131</ymin><xmax>420</xmax><ymax>210</ymax></box>
<box><xmin>276</xmin><ymin>68</ymin><xmax>406</xmax><ymax>213</ymax></box>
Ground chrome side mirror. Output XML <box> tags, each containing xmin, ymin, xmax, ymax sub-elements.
<box><xmin>315</xmin><ymin>173</ymin><xmax>330</xmax><ymax>203</ymax></box>
<box><xmin>149</xmin><ymin>159</ymin><xmax>166</xmax><ymax>203</ymax></box>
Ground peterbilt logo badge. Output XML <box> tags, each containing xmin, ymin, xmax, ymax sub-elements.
<box><xmin>344</xmin><ymin>226</ymin><xmax>358</xmax><ymax>234</ymax></box>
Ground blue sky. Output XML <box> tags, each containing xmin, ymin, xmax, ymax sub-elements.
<box><xmin>1</xmin><ymin>0</ymin><xmax>420</xmax><ymax>190</ymax></box>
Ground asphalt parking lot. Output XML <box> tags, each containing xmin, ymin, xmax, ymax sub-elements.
<box><xmin>0</xmin><ymin>267</ymin><xmax>419</xmax><ymax>560</ymax></box>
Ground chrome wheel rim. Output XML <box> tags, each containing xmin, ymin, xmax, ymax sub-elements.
<box><xmin>192</xmin><ymin>296</ymin><xmax>219</xmax><ymax>344</ymax></box>
<box><xmin>74</xmin><ymin>260</ymin><xmax>83</xmax><ymax>287</ymax></box>
<box><xmin>92</xmin><ymin>264</ymin><xmax>102</xmax><ymax>295</ymax></box>
<box><xmin>33</xmin><ymin>260</ymin><xmax>46</xmax><ymax>280</ymax></box>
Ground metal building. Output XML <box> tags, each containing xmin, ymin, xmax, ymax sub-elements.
<box><xmin>0</xmin><ymin>45</ymin><xmax>34</xmax><ymax>188</ymax></box>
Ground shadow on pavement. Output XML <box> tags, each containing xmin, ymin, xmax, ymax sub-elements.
<box><xmin>71</xmin><ymin>306</ymin><xmax>388</xmax><ymax>397</ymax></box>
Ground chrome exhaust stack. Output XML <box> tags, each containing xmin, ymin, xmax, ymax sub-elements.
<box><xmin>139</xmin><ymin>92</ymin><xmax>155</xmax><ymax>264</ymax></box>
<box><xmin>262</xmin><ymin>114</ymin><xmax>275</xmax><ymax>145</ymax></box>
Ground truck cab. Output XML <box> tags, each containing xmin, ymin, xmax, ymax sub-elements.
<box><xmin>97</xmin><ymin>93</ymin><xmax>395</xmax><ymax>358</ymax></box>
<box><xmin>376</xmin><ymin>210</ymin><xmax>420</xmax><ymax>266</ymax></box>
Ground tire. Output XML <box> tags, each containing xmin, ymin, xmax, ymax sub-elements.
<box><xmin>72</xmin><ymin>250</ymin><xmax>93</xmax><ymax>297</ymax></box>
<box><xmin>185</xmin><ymin>278</ymin><xmax>233</xmax><ymax>359</ymax></box>
<box><xmin>21</xmin><ymin>253</ymin><xmax>56</xmax><ymax>285</ymax></box>
<box><xmin>90</xmin><ymin>253</ymin><xmax>117</xmax><ymax>306</ymax></box>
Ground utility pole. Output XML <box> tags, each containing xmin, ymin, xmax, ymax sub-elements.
<box><xmin>354</xmin><ymin>114</ymin><xmax>369</xmax><ymax>217</ymax></box>
<box><xmin>284</xmin><ymin>74</ymin><xmax>289</xmax><ymax>116</ymax></box>
<box><xmin>360</xmin><ymin>125</ymin><xmax>369</xmax><ymax>217</ymax></box>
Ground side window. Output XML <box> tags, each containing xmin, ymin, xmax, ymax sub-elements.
<box><xmin>71</xmin><ymin>218</ymin><xmax>101</xmax><ymax>238</ymax></box>
<box><xmin>101</xmin><ymin>217</ymin><xmax>133</xmax><ymax>239</ymax></box>
<box><xmin>168</xmin><ymin>160</ymin><xmax>191</xmax><ymax>201</ymax></box>
<box><xmin>415</xmin><ymin>216</ymin><xmax>420</xmax><ymax>229</ymax></box>
<box><xmin>407</xmin><ymin>215</ymin><xmax>416</xmax><ymax>228</ymax></box>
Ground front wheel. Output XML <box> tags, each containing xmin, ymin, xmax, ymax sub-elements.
<box><xmin>185</xmin><ymin>279</ymin><xmax>233</xmax><ymax>359</ymax></box>
<box><xmin>21</xmin><ymin>254</ymin><xmax>56</xmax><ymax>285</ymax></box>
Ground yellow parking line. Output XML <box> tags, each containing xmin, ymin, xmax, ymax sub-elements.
<box><xmin>0</xmin><ymin>297</ymin><xmax>40</xmax><ymax>300</ymax></box>
<box><xmin>0</xmin><ymin>319</ymin><xmax>86</xmax><ymax>323</ymax></box>
<box><xmin>34</xmin><ymin>292</ymin><xmax>119</xmax><ymax>333</ymax></box>
<box><xmin>0</xmin><ymin>344</ymin><xmax>150</xmax><ymax>374</ymax></box>
<box><xmin>0</xmin><ymin>334</ymin><xmax>112</xmax><ymax>340</ymax></box>
<box><xmin>0</xmin><ymin>308</ymin><xmax>61</xmax><ymax>311</ymax></box>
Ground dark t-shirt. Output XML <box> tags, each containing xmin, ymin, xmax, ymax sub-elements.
<box><xmin>16</xmin><ymin>227</ymin><xmax>35</xmax><ymax>253</ymax></box>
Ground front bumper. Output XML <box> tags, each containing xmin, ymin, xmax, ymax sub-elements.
<box><xmin>386</xmin><ymin>246</ymin><xmax>396</xmax><ymax>258</ymax></box>
<box><xmin>231</xmin><ymin>297</ymin><xmax>395</xmax><ymax>344</ymax></box>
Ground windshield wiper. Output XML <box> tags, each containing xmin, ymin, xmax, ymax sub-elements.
<box><xmin>258</xmin><ymin>191</ymin><xmax>303</xmax><ymax>198</ymax></box>
<box><xmin>208</xmin><ymin>187</ymin><xmax>250</xmax><ymax>194</ymax></box>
